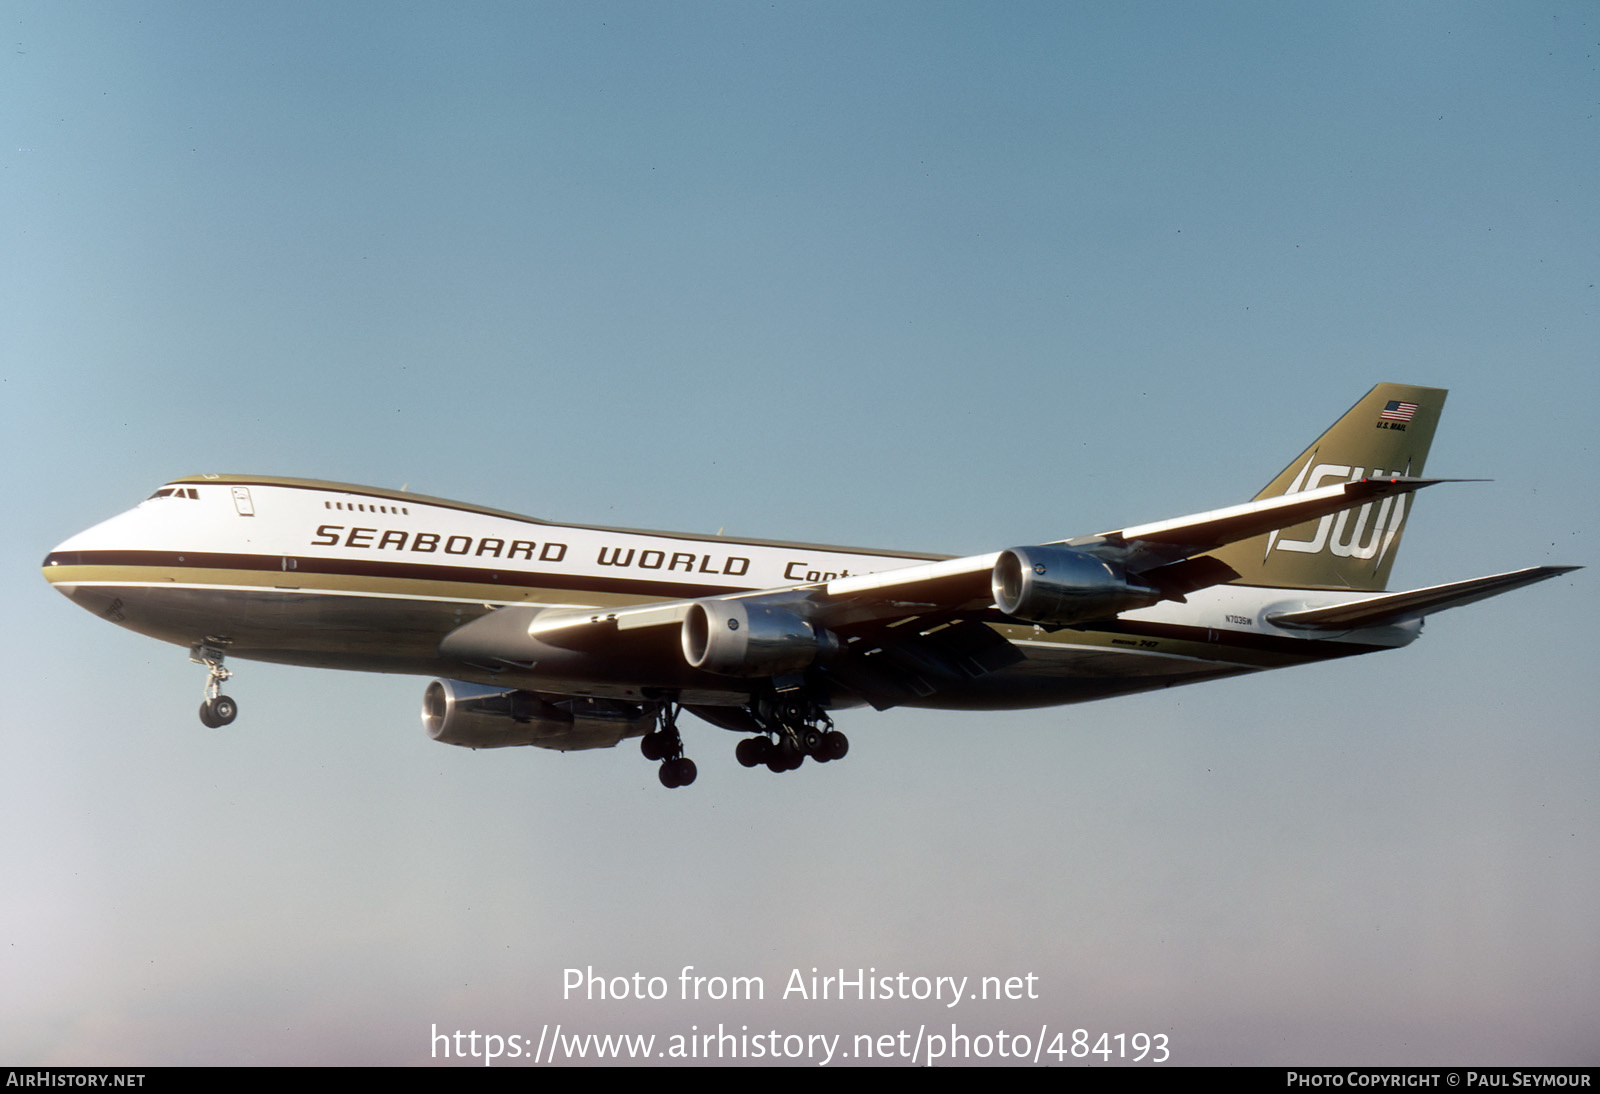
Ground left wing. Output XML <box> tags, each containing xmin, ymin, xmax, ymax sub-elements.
<box><xmin>822</xmin><ymin>474</ymin><xmax>1449</xmax><ymax>620</ymax></box>
<box><xmin>440</xmin><ymin>476</ymin><xmax>1442</xmax><ymax>679</ymax></box>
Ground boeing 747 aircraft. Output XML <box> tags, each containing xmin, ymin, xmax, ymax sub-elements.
<box><xmin>43</xmin><ymin>384</ymin><xmax>1574</xmax><ymax>788</ymax></box>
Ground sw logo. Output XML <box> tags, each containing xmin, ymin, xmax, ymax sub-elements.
<box><xmin>1206</xmin><ymin>387</ymin><xmax>1449</xmax><ymax>592</ymax></box>
<box><xmin>1267</xmin><ymin>458</ymin><xmax>1410</xmax><ymax>565</ymax></box>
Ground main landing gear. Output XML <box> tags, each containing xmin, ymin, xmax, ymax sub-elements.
<box><xmin>734</xmin><ymin>692</ymin><xmax>848</xmax><ymax>775</ymax></box>
<box><xmin>640</xmin><ymin>703</ymin><xmax>697</xmax><ymax>789</ymax></box>
<box><xmin>638</xmin><ymin>691</ymin><xmax>849</xmax><ymax>790</ymax></box>
<box><xmin>190</xmin><ymin>642</ymin><xmax>238</xmax><ymax>728</ymax></box>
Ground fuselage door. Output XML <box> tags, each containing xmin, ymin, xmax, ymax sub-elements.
<box><xmin>231</xmin><ymin>487</ymin><xmax>255</xmax><ymax>516</ymax></box>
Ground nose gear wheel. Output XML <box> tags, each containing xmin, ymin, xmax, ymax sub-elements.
<box><xmin>190</xmin><ymin>642</ymin><xmax>238</xmax><ymax>728</ymax></box>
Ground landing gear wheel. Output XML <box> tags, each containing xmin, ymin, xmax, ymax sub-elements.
<box><xmin>199</xmin><ymin>695</ymin><xmax>237</xmax><ymax>728</ymax></box>
<box><xmin>766</xmin><ymin>739</ymin><xmax>804</xmax><ymax>773</ymax></box>
<box><xmin>744</xmin><ymin>689</ymin><xmax>843</xmax><ymax>774</ymax></box>
<box><xmin>191</xmin><ymin>641</ymin><xmax>237</xmax><ymax>728</ymax></box>
<box><xmin>646</xmin><ymin>702</ymin><xmax>698</xmax><ymax>789</ymax></box>
<box><xmin>735</xmin><ymin>736</ymin><xmax>770</xmax><ymax>768</ymax></box>
<box><xmin>659</xmin><ymin>756</ymin><xmax>697</xmax><ymax>788</ymax></box>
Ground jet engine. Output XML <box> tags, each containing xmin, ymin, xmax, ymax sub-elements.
<box><xmin>421</xmin><ymin>679</ymin><xmax>652</xmax><ymax>751</ymax></box>
<box><xmin>680</xmin><ymin>599</ymin><xmax>840</xmax><ymax>677</ymax></box>
<box><xmin>991</xmin><ymin>546</ymin><xmax>1162</xmax><ymax>625</ymax></box>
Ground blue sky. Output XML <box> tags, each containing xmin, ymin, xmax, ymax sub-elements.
<box><xmin>3</xmin><ymin>1</ymin><xmax>1595</xmax><ymax>1065</ymax></box>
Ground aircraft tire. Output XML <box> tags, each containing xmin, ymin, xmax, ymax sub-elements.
<box><xmin>659</xmin><ymin>757</ymin><xmax>696</xmax><ymax>789</ymax></box>
<box><xmin>735</xmin><ymin>737</ymin><xmax>769</xmax><ymax>767</ymax></box>
<box><xmin>211</xmin><ymin>695</ymin><xmax>238</xmax><ymax>726</ymax></box>
<box><xmin>199</xmin><ymin>700</ymin><xmax>219</xmax><ymax>729</ymax></box>
<box><xmin>766</xmin><ymin>742</ymin><xmax>804</xmax><ymax>773</ymax></box>
<box><xmin>823</xmin><ymin>730</ymin><xmax>848</xmax><ymax>761</ymax></box>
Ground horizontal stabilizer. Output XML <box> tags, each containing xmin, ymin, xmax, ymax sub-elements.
<box><xmin>1266</xmin><ymin>566</ymin><xmax>1580</xmax><ymax>630</ymax></box>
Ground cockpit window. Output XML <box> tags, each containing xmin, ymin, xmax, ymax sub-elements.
<box><xmin>146</xmin><ymin>487</ymin><xmax>200</xmax><ymax>500</ymax></box>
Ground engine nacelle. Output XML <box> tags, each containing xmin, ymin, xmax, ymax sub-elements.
<box><xmin>991</xmin><ymin>546</ymin><xmax>1162</xmax><ymax>625</ymax></box>
<box><xmin>421</xmin><ymin>679</ymin><xmax>652</xmax><ymax>751</ymax></box>
<box><xmin>681</xmin><ymin>599</ymin><xmax>838</xmax><ymax>677</ymax></box>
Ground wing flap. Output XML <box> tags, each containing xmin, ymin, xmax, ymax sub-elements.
<box><xmin>823</xmin><ymin>617</ymin><xmax>1027</xmax><ymax>709</ymax></box>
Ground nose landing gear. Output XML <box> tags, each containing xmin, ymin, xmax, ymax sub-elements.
<box><xmin>190</xmin><ymin>642</ymin><xmax>238</xmax><ymax>728</ymax></box>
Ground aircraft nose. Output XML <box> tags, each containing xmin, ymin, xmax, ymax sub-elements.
<box><xmin>43</xmin><ymin>517</ymin><xmax>113</xmax><ymax>600</ymax></box>
<box><xmin>42</xmin><ymin>544</ymin><xmax>83</xmax><ymax>597</ymax></box>
<box><xmin>43</xmin><ymin>496</ymin><xmax>166</xmax><ymax>619</ymax></box>
<box><xmin>42</xmin><ymin>540</ymin><xmax>133</xmax><ymax>623</ymax></box>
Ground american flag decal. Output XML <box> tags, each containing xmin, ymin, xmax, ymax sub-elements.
<box><xmin>1379</xmin><ymin>399</ymin><xmax>1418</xmax><ymax>422</ymax></box>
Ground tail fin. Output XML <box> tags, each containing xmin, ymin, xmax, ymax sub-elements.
<box><xmin>1206</xmin><ymin>383</ymin><xmax>1447</xmax><ymax>591</ymax></box>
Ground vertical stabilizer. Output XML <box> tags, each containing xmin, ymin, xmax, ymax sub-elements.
<box><xmin>1207</xmin><ymin>384</ymin><xmax>1447</xmax><ymax>591</ymax></box>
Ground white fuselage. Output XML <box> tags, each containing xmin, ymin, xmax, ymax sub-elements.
<box><xmin>44</xmin><ymin>476</ymin><xmax>1417</xmax><ymax>711</ymax></box>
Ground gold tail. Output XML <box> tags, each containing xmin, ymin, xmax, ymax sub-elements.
<box><xmin>1206</xmin><ymin>384</ymin><xmax>1447</xmax><ymax>591</ymax></box>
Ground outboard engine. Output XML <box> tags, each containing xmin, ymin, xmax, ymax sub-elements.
<box><xmin>421</xmin><ymin>679</ymin><xmax>652</xmax><ymax>751</ymax></box>
<box><xmin>991</xmin><ymin>546</ymin><xmax>1162</xmax><ymax>625</ymax></box>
